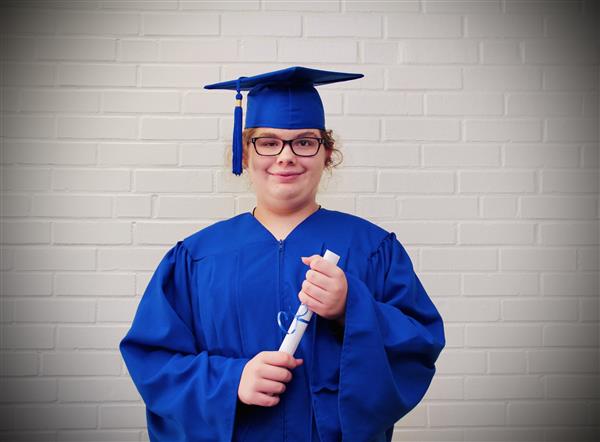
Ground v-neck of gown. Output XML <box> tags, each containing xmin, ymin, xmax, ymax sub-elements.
<box><xmin>246</xmin><ymin>206</ymin><xmax>324</xmax><ymax>244</ymax></box>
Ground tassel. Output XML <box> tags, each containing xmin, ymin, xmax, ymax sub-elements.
<box><xmin>232</xmin><ymin>80</ymin><xmax>244</xmax><ymax>175</ymax></box>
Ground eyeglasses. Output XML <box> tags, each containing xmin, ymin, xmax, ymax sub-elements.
<box><xmin>250</xmin><ymin>137</ymin><xmax>323</xmax><ymax>157</ymax></box>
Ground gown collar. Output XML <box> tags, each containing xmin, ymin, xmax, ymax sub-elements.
<box><xmin>247</xmin><ymin>205</ymin><xmax>324</xmax><ymax>243</ymax></box>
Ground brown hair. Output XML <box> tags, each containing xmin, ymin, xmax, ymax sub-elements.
<box><xmin>237</xmin><ymin>128</ymin><xmax>343</xmax><ymax>172</ymax></box>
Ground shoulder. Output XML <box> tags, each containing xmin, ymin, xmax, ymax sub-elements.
<box><xmin>318</xmin><ymin>208</ymin><xmax>391</xmax><ymax>252</ymax></box>
<box><xmin>179</xmin><ymin>213</ymin><xmax>253</xmax><ymax>260</ymax></box>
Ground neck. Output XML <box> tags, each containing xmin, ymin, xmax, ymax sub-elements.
<box><xmin>252</xmin><ymin>201</ymin><xmax>320</xmax><ymax>240</ymax></box>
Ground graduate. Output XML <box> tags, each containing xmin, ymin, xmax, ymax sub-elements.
<box><xmin>120</xmin><ymin>66</ymin><xmax>445</xmax><ymax>442</ymax></box>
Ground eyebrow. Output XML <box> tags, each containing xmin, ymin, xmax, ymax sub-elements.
<box><xmin>256</xmin><ymin>131</ymin><xmax>319</xmax><ymax>137</ymax></box>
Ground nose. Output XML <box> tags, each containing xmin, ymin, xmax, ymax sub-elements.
<box><xmin>277</xmin><ymin>141</ymin><xmax>296</xmax><ymax>163</ymax></box>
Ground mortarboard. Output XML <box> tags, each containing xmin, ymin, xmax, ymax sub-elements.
<box><xmin>204</xmin><ymin>66</ymin><xmax>364</xmax><ymax>175</ymax></box>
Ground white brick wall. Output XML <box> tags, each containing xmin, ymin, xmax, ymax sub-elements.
<box><xmin>1</xmin><ymin>1</ymin><xmax>598</xmax><ymax>441</ymax></box>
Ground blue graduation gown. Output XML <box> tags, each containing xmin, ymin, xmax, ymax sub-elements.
<box><xmin>120</xmin><ymin>208</ymin><xmax>445</xmax><ymax>442</ymax></box>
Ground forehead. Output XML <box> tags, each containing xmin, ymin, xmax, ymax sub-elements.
<box><xmin>253</xmin><ymin>127</ymin><xmax>320</xmax><ymax>137</ymax></box>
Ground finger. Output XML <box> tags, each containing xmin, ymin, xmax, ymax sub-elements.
<box><xmin>305</xmin><ymin>268</ymin><xmax>333</xmax><ymax>292</ymax></box>
<box><xmin>305</xmin><ymin>255</ymin><xmax>339</xmax><ymax>277</ymax></box>
<box><xmin>254</xmin><ymin>392</ymin><xmax>281</xmax><ymax>407</ymax></box>
<box><xmin>262</xmin><ymin>351</ymin><xmax>303</xmax><ymax>369</ymax></box>
<box><xmin>258</xmin><ymin>365</ymin><xmax>293</xmax><ymax>383</ymax></box>
<box><xmin>299</xmin><ymin>290</ymin><xmax>325</xmax><ymax>313</ymax></box>
<box><xmin>301</xmin><ymin>280</ymin><xmax>329</xmax><ymax>304</ymax></box>
<box><xmin>257</xmin><ymin>379</ymin><xmax>287</xmax><ymax>395</ymax></box>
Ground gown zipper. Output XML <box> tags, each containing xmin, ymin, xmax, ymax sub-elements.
<box><xmin>278</xmin><ymin>238</ymin><xmax>288</xmax><ymax>442</ymax></box>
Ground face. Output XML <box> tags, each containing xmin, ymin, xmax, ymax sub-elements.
<box><xmin>245</xmin><ymin>127</ymin><xmax>330</xmax><ymax>210</ymax></box>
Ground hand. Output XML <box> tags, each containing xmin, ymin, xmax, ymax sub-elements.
<box><xmin>238</xmin><ymin>351</ymin><xmax>303</xmax><ymax>407</ymax></box>
<box><xmin>299</xmin><ymin>255</ymin><xmax>348</xmax><ymax>323</ymax></box>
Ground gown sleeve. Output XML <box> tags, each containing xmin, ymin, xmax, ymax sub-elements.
<box><xmin>119</xmin><ymin>241</ymin><xmax>249</xmax><ymax>442</ymax></box>
<box><xmin>338</xmin><ymin>232</ymin><xmax>445</xmax><ymax>441</ymax></box>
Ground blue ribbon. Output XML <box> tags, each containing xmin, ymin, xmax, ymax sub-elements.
<box><xmin>277</xmin><ymin>304</ymin><xmax>311</xmax><ymax>335</ymax></box>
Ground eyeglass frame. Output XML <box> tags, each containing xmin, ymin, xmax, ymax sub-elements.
<box><xmin>249</xmin><ymin>136</ymin><xmax>324</xmax><ymax>157</ymax></box>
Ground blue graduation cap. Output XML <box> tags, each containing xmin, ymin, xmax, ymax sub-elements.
<box><xmin>204</xmin><ymin>66</ymin><xmax>364</xmax><ymax>175</ymax></box>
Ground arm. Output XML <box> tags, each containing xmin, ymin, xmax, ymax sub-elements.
<box><xmin>119</xmin><ymin>242</ymin><xmax>249</xmax><ymax>442</ymax></box>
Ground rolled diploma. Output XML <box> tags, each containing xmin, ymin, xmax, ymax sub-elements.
<box><xmin>278</xmin><ymin>249</ymin><xmax>341</xmax><ymax>355</ymax></box>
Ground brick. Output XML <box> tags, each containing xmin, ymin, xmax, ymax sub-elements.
<box><xmin>1</xmin><ymin>194</ymin><xmax>31</xmax><ymax>217</ymax></box>
<box><xmin>2</xmin><ymin>37</ymin><xmax>36</xmax><ymax>61</ymax></box>
<box><xmin>57</xmin><ymin>325</ymin><xmax>128</xmax><ymax>349</ymax></box>
<box><xmin>577</xmin><ymin>247</ymin><xmax>598</xmax><ymax>272</ymax></box>
<box><xmin>342</xmin><ymin>144</ymin><xmax>419</xmax><ymax>168</ymax></box>
<box><xmin>222</xmin><ymin>13</ymin><xmax>300</xmax><ymax>36</ymax></box>
<box><xmin>53</xmin><ymin>222</ymin><xmax>132</xmax><ymax>245</ymax></box>
<box><xmin>1</xmin><ymin>325</ymin><xmax>55</xmax><ymax>350</ymax></box>
<box><xmin>508</xmin><ymin>93</ymin><xmax>583</xmax><ymax>117</ymax></box>
<box><xmin>3</xmin><ymin>115</ymin><xmax>54</xmax><ymax>139</ymax></box>
<box><xmin>542</xmin><ymin>170</ymin><xmax>598</xmax><ymax>194</ymax></box>
<box><xmin>523</xmin><ymin>40</ymin><xmax>597</xmax><ymax>65</ymax></box>
<box><xmin>103</xmin><ymin>91</ymin><xmax>180</xmax><ymax>113</ymax></box>
<box><xmin>430</xmin><ymin>403</ymin><xmax>505</xmax><ymax>426</ymax></box>
<box><xmin>97</xmin><ymin>299</ymin><xmax>139</xmax><ymax>323</ymax></box>
<box><xmin>184</xmin><ymin>91</ymin><xmax>232</xmax><ymax>114</ymax></box>
<box><xmin>2</xmin><ymin>221</ymin><xmax>50</xmax><ymax>244</ymax></box>
<box><xmin>384</xmin><ymin>118</ymin><xmax>460</xmax><ymax>141</ymax></box>
<box><xmin>58</xmin><ymin>116</ymin><xmax>137</xmax><ymax>139</ymax></box>
<box><xmin>581</xmin><ymin>143</ymin><xmax>598</xmax><ymax>168</ymax></box>
<box><xmin>134</xmin><ymin>222</ymin><xmax>207</xmax><ymax>245</ymax></box>
<box><xmin>0</xmin><ymin>352</ymin><xmax>39</xmax><ymax>376</ymax></box>
<box><xmin>546</xmin><ymin>375</ymin><xmax>599</xmax><ymax>399</ymax></box>
<box><xmin>436</xmin><ymin>350</ymin><xmax>486</xmax><ymax>374</ymax></box>
<box><xmin>466</xmin><ymin>13</ymin><xmax>543</xmax><ymax>37</ymax></box>
<box><xmin>424</xmin><ymin>1</ymin><xmax>502</xmax><ymax>13</ymax></box>
<box><xmin>55</xmin><ymin>273</ymin><xmax>135</xmax><ymax>296</ymax></box>
<box><xmin>181</xmin><ymin>0</ymin><xmax>260</xmax><ymax>10</ymax></box>
<box><xmin>546</xmin><ymin>118</ymin><xmax>598</xmax><ymax>142</ymax></box>
<box><xmin>115</xmin><ymin>195</ymin><xmax>152</xmax><ymax>218</ymax></box>
<box><xmin>488</xmin><ymin>350</ymin><xmax>527</xmax><ymax>374</ymax></box>
<box><xmin>159</xmin><ymin>39</ymin><xmax>237</xmax><ymax>62</ymax></box>
<box><xmin>31</xmin><ymin>195</ymin><xmax>112</xmax><ymax>218</ymax></box>
<box><xmin>465</xmin><ymin>375</ymin><xmax>543</xmax><ymax>399</ymax></box>
<box><xmin>464</xmin><ymin>67</ymin><xmax>541</xmax><ymax>91</ymax></box>
<box><xmin>59</xmin><ymin>378</ymin><xmax>139</xmax><ymax>402</ymax></box>
<box><xmin>265</xmin><ymin>0</ymin><xmax>338</xmax><ymax>11</ymax></box>
<box><xmin>279</xmin><ymin>40</ymin><xmax>358</xmax><ymax>63</ymax></box>
<box><xmin>466</xmin><ymin>324</ymin><xmax>542</xmax><ymax>347</ymax></box>
<box><xmin>481</xmin><ymin>196</ymin><xmax>518</xmax><ymax>218</ymax></box>
<box><xmin>37</xmin><ymin>37</ymin><xmax>116</xmax><ymax>61</ymax></box>
<box><xmin>100</xmin><ymin>405</ymin><xmax>146</xmax><ymax>429</ymax></box>
<box><xmin>460</xmin><ymin>222</ymin><xmax>534</xmax><ymax>245</ymax></box>
<box><xmin>56</xmin><ymin>430</ymin><xmax>141</xmax><ymax>441</ymax></box>
<box><xmin>135</xmin><ymin>169</ymin><xmax>212</xmax><ymax>193</ymax></box>
<box><xmin>305</xmin><ymin>15</ymin><xmax>381</xmax><ymax>37</ymax></box>
<box><xmin>504</xmin><ymin>143</ymin><xmax>579</xmax><ymax>168</ymax></box>
<box><xmin>426</xmin><ymin>376</ymin><xmax>463</xmax><ymax>400</ymax></box>
<box><xmin>465</xmin><ymin>119</ymin><xmax>542</xmax><ymax>142</ymax></box>
<box><xmin>426</xmin><ymin>93</ymin><xmax>503</xmax><ymax>115</ymax></box>
<box><xmin>56</xmin><ymin>12</ymin><xmax>138</xmax><ymax>34</ymax></box>
<box><xmin>0</xmin><ymin>248</ymin><xmax>14</xmax><ymax>271</ymax></box>
<box><xmin>320</xmin><ymin>169</ymin><xmax>376</xmax><ymax>193</ymax></box>
<box><xmin>0</xmin><ymin>379</ymin><xmax>57</xmax><ymax>403</ymax></box>
<box><xmin>101</xmin><ymin>0</ymin><xmax>178</xmax><ymax>10</ymax></box>
<box><xmin>521</xmin><ymin>196</ymin><xmax>597</xmax><ymax>219</ymax></box>
<box><xmin>421</xmin><ymin>248</ymin><xmax>497</xmax><ymax>271</ymax></box>
<box><xmin>542</xmin><ymin>273</ymin><xmax>598</xmax><ymax>297</ymax></box>
<box><xmin>314</xmin><ymin>196</ymin><xmax>356</xmax><ymax>214</ymax></box>
<box><xmin>21</xmin><ymin>90</ymin><xmax>100</xmax><ymax>112</ymax></box>
<box><xmin>502</xmin><ymin>299</ymin><xmax>578</xmax><ymax>321</ymax></box>
<box><xmin>459</xmin><ymin>171</ymin><xmax>536</xmax><ymax>193</ymax></box>
<box><xmin>3</xmin><ymin>88</ymin><xmax>20</xmax><ymax>112</ymax></box>
<box><xmin>326</xmin><ymin>117</ymin><xmax>379</xmax><ymax>141</ymax></box>
<box><xmin>346</xmin><ymin>92</ymin><xmax>422</xmax><ymax>115</ymax></box>
<box><xmin>436</xmin><ymin>298</ymin><xmax>500</xmax><ymax>322</ymax></box>
<box><xmin>505</xmin><ymin>0</ymin><xmax>582</xmax><ymax>13</ymax></box>
<box><xmin>3</xmin><ymin>63</ymin><xmax>55</xmax><ymax>86</ymax></box>
<box><xmin>140</xmin><ymin>117</ymin><xmax>218</xmax><ymax>140</ymax></box>
<box><xmin>43</xmin><ymin>352</ymin><xmax>122</xmax><ymax>376</ymax></box>
<box><xmin>508</xmin><ymin>401</ymin><xmax>588</xmax><ymax>426</ymax></box>
<box><xmin>58</xmin><ymin>63</ymin><xmax>136</xmax><ymax>87</ymax></box>
<box><xmin>356</xmin><ymin>196</ymin><xmax>397</xmax><ymax>219</ymax></box>
<box><xmin>424</xmin><ymin>144</ymin><xmax>500</xmax><ymax>167</ymax></box>
<box><xmin>464</xmin><ymin>273</ymin><xmax>538</xmax><ymax>296</ymax></box>
<box><xmin>530</xmin><ymin>349</ymin><xmax>599</xmax><ymax>374</ymax></box>
<box><xmin>14</xmin><ymin>405</ymin><xmax>97</xmax><ymax>430</ymax></box>
<box><xmin>239</xmin><ymin>37</ymin><xmax>277</xmax><ymax>62</ymax></box>
<box><xmin>544</xmin><ymin>324</ymin><xmax>599</xmax><ymax>347</ymax></box>
<box><xmin>98</xmin><ymin>248</ymin><xmax>166</xmax><ymax>271</ymax></box>
<box><xmin>156</xmin><ymin>196</ymin><xmax>236</xmax><ymax>219</ymax></box>
<box><xmin>387</xmin><ymin>14</ymin><xmax>461</xmax><ymax>38</ymax></box>
<box><xmin>501</xmin><ymin>248</ymin><xmax>576</xmax><ymax>271</ymax></box>
<box><xmin>545</xmin><ymin>13</ymin><xmax>598</xmax><ymax>40</ymax></box>
<box><xmin>400</xmin><ymin>196</ymin><xmax>479</xmax><ymax>219</ymax></box>
<box><xmin>381</xmin><ymin>221</ymin><xmax>456</xmax><ymax>245</ymax></box>
<box><xmin>14</xmin><ymin>248</ymin><xmax>95</xmax><ymax>271</ymax></box>
<box><xmin>543</xmin><ymin>66</ymin><xmax>598</xmax><ymax>91</ymax></box>
<box><xmin>52</xmin><ymin>169</ymin><xmax>131</xmax><ymax>192</ymax></box>
<box><xmin>215</xmin><ymin>170</ymin><xmax>254</xmax><ymax>193</ymax></box>
<box><xmin>480</xmin><ymin>40</ymin><xmax>521</xmax><ymax>64</ymax></box>
<box><xmin>99</xmin><ymin>143</ymin><xmax>177</xmax><ymax>166</ymax></box>
<box><xmin>379</xmin><ymin>171</ymin><xmax>454</xmax><ymax>193</ymax></box>
<box><xmin>2</xmin><ymin>167</ymin><xmax>51</xmax><ymax>191</ymax></box>
<box><xmin>15</xmin><ymin>299</ymin><xmax>95</xmax><ymax>323</ymax></box>
<box><xmin>465</xmin><ymin>429</ymin><xmax>544</xmax><ymax>441</ymax></box>
<box><xmin>388</xmin><ymin>67</ymin><xmax>461</xmax><ymax>90</ymax></box>
<box><xmin>402</xmin><ymin>39</ymin><xmax>478</xmax><ymax>64</ymax></box>
<box><xmin>1</xmin><ymin>272</ymin><xmax>53</xmax><ymax>297</ymax></box>
<box><xmin>362</xmin><ymin>41</ymin><xmax>398</xmax><ymax>64</ymax></box>
<box><xmin>143</xmin><ymin>13</ymin><xmax>218</xmax><ymax>35</ymax></box>
<box><xmin>117</xmin><ymin>39</ymin><xmax>159</xmax><ymax>62</ymax></box>
<box><xmin>2</xmin><ymin>141</ymin><xmax>96</xmax><ymax>166</ymax></box>
<box><xmin>0</xmin><ymin>8</ymin><xmax>56</xmax><ymax>34</ymax></box>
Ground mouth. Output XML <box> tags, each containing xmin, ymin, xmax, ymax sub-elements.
<box><xmin>269</xmin><ymin>171</ymin><xmax>303</xmax><ymax>177</ymax></box>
